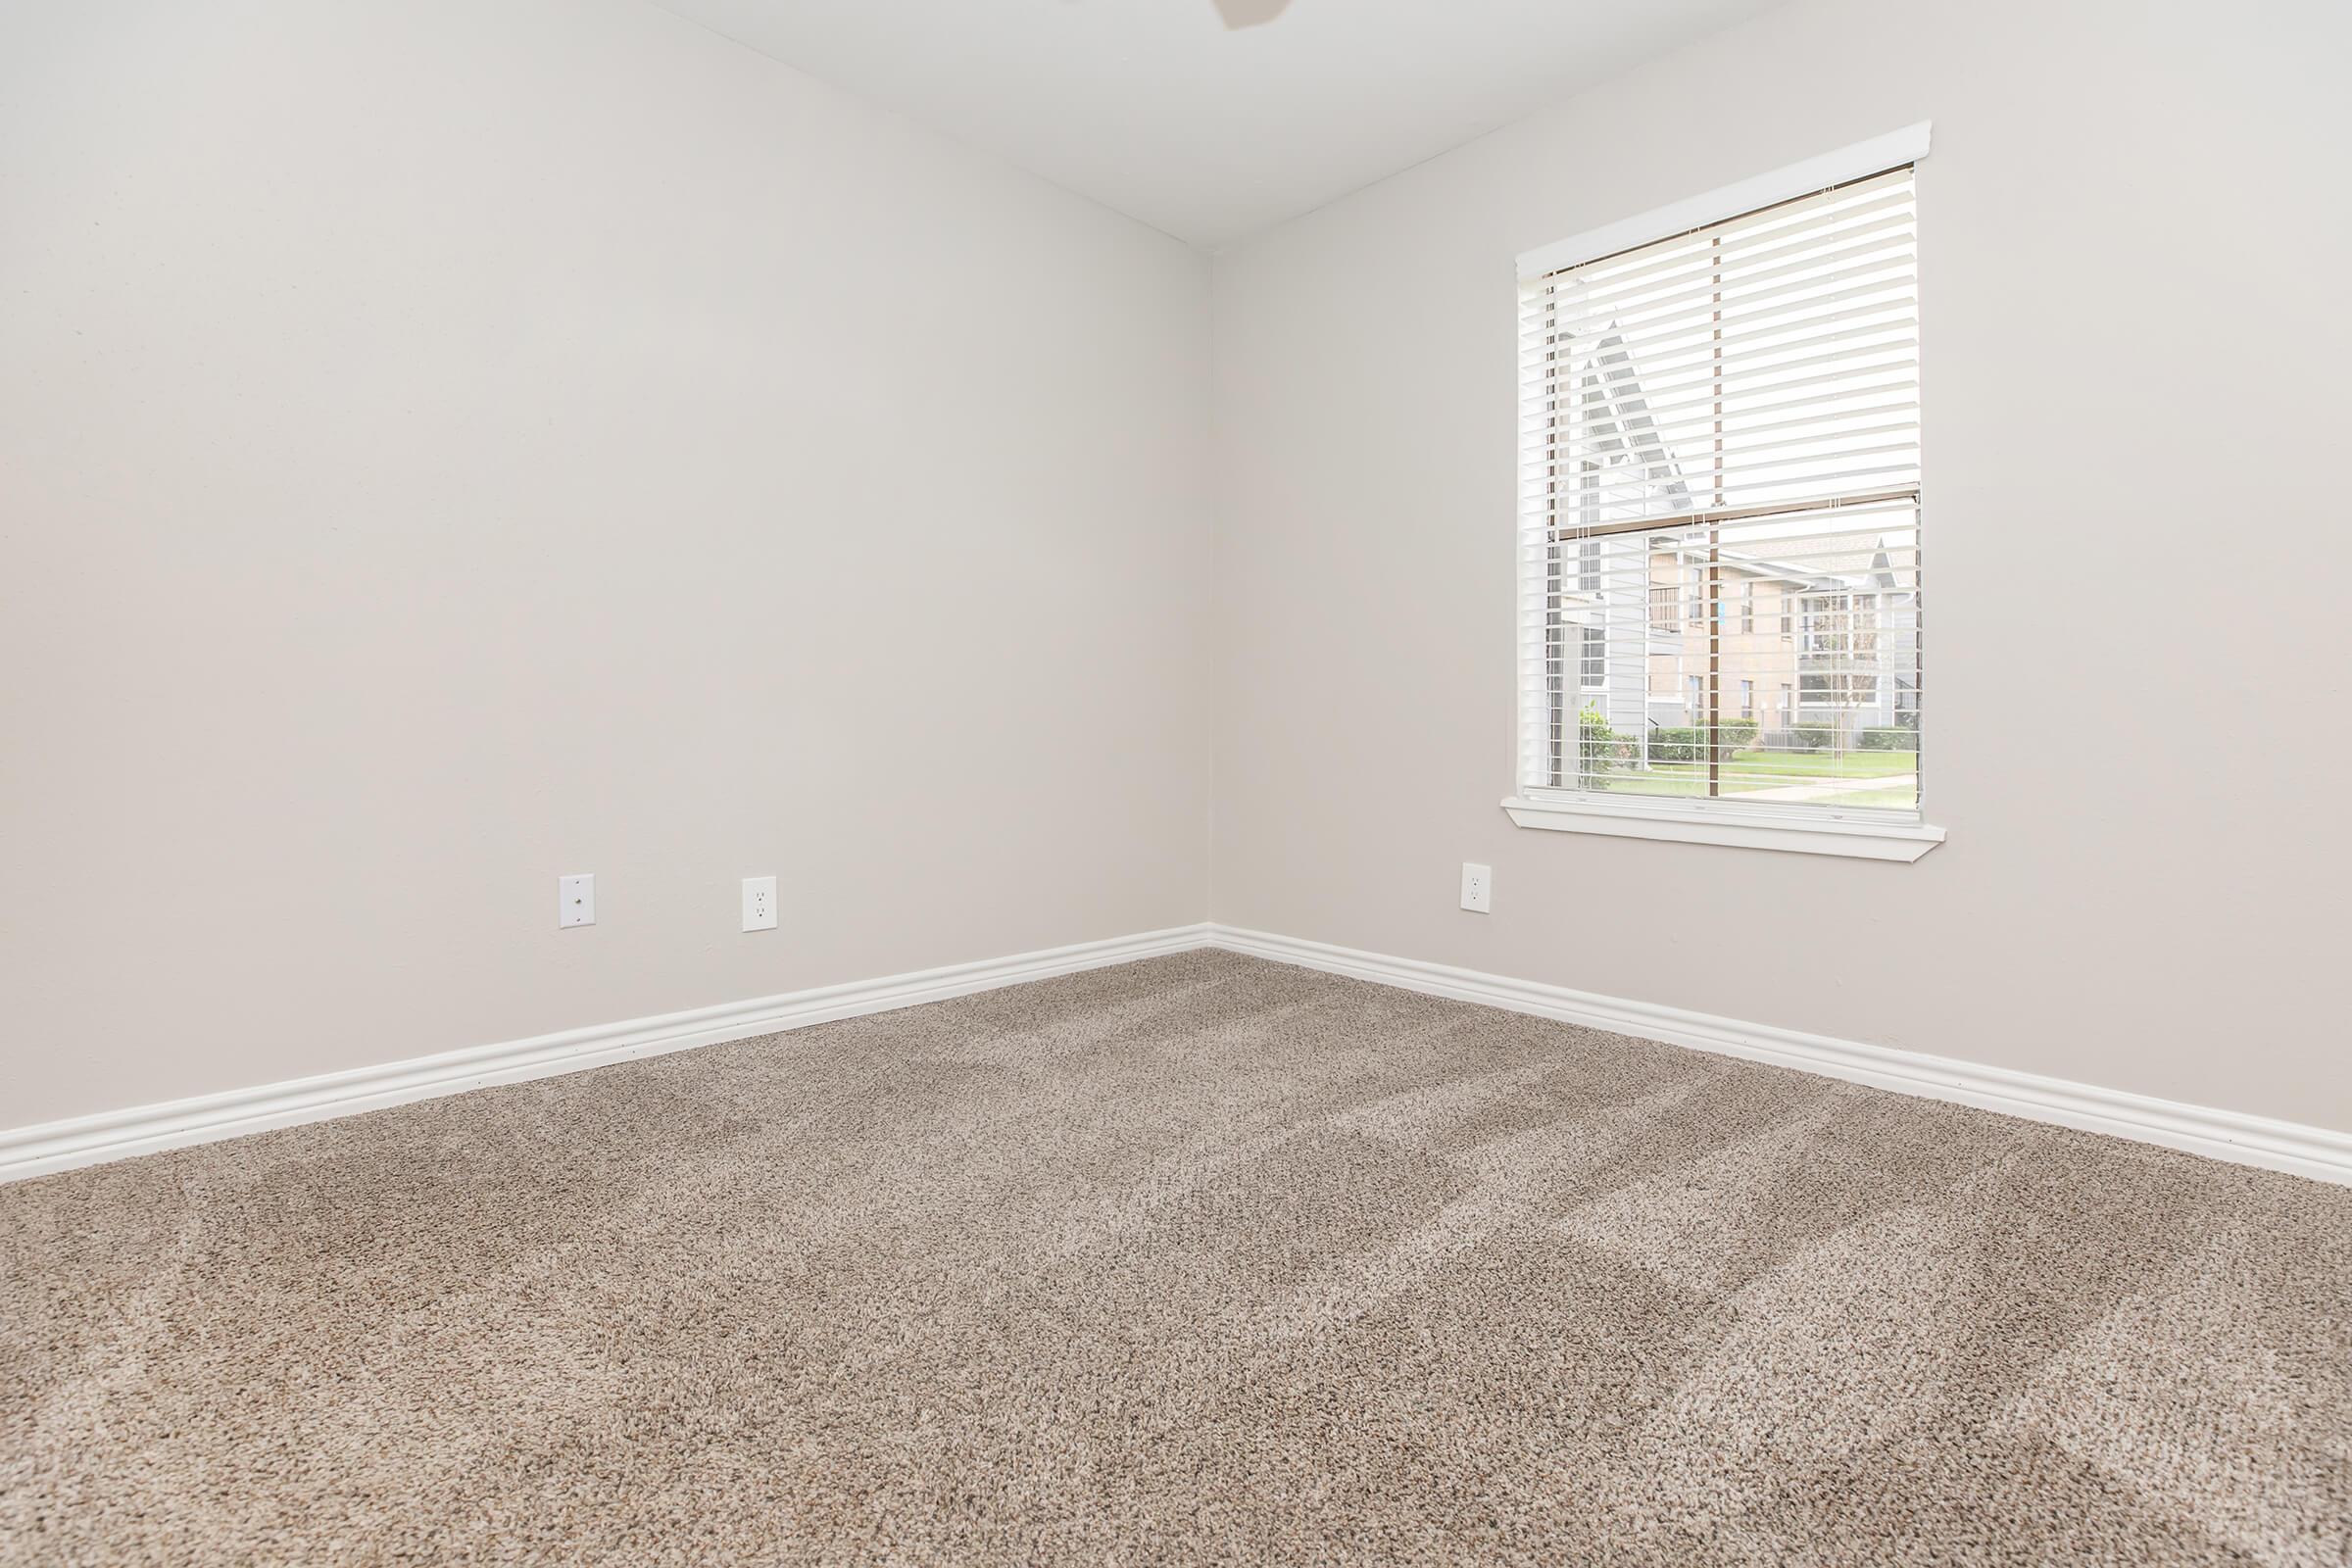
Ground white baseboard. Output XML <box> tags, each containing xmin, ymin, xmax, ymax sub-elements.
<box><xmin>1209</xmin><ymin>925</ymin><xmax>2352</xmax><ymax>1187</ymax></box>
<box><xmin>0</xmin><ymin>924</ymin><xmax>1213</xmax><ymax>1185</ymax></box>
<box><xmin>10</xmin><ymin>918</ymin><xmax>2344</xmax><ymax>1190</ymax></box>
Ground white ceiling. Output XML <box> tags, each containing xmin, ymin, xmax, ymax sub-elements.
<box><xmin>648</xmin><ymin>0</ymin><xmax>1785</xmax><ymax>247</ymax></box>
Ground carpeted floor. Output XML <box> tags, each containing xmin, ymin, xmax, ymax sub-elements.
<box><xmin>2</xmin><ymin>952</ymin><xmax>2348</xmax><ymax>1566</ymax></box>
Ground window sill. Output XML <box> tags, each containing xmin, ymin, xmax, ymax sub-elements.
<box><xmin>1500</xmin><ymin>795</ymin><xmax>1946</xmax><ymax>862</ymax></box>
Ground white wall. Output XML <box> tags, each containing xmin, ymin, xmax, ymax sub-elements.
<box><xmin>1210</xmin><ymin>0</ymin><xmax>2352</xmax><ymax>1132</ymax></box>
<box><xmin>0</xmin><ymin>0</ymin><xmax>1212</xmax><ymax>1128</ymax></box>
<box><xmin>9</xmin><ymin>0</ymin><xmax>2345</xmax><ymax>1147</ymax></box>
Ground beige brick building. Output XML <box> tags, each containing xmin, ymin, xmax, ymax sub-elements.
<box><xmin>1567</xmin><ymin>529</ymin><xmax>1918</xmax><ymax>753</ymax></box>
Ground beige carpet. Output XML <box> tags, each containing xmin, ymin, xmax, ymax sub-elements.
<box><xmin>2</xmin><ymin>952</ymin><xmax>2347</xmax><ymax>1566</ymax></box>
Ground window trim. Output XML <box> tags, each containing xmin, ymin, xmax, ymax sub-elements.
<box><xmin>1515</xmin><ymin>122</ymin><xmax>1933</xmax><ymax>280</ymax></box>
<box><xmin>1500</xmin><ymin>793</ymin><xmax>1945</xmax><ymax>861</ymax></box>
<box><xmin>1508</xmin><ymin>124</ymin><xmax>1944</xmax><ymax>861</ymax></box>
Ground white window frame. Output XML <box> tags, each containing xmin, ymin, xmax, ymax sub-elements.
<box><xmin>1501</xmin><ymin>124</ymin><xmax>1945</xmax><ymax>861</ymax></box>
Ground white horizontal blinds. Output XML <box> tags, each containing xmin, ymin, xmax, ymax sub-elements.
<box><xmin>1517</xmin><ymin>165</ymin><xmax>1922</xmax><ymax>813</ymax></box>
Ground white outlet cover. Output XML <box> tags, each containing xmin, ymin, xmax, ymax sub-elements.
<box><xmin>1460</xmin><ymin>862</ymin><xmax>1492</xmax><ymax>913</ymax></box>
<box><xmin>742</xmin><ymin>875</ymin><xmax>778</xmax><ymax>932</ymax></box>
<box><xmin>559</xmin><ymin>873</ymin><xmax>596</xmax><ymax>928</ymax></box>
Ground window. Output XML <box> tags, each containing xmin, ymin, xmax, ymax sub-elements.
<box><xmin>1800</xmin><ymin>671</ymin><xmax>1878</xmax><ymax>706</ymax></box>
<box><xmin>1798</xmin><ymin>591</ymin><xmax>1879</xmax><ymax>657</ymax></box>
<box><xmin>1510</xmin><ymin>127</ymin><xmax>1938</xmax><ymax>859</ymax></box>
<box><xmin>1580</xmin><ymin>624</ymin><xmax>1606</xmax><ymax>690</ymax></box>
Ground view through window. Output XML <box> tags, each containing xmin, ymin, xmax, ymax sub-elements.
<box><xmin>1517</xmin><ymin>164</ymin><xmax>1922</xmax><ymax>815</ymax></box>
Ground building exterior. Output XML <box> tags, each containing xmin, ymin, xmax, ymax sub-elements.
<box><xmin>1562</xmin><ymin>527</ymin><xmax>1918</xmax><ymax>761</ymax></box>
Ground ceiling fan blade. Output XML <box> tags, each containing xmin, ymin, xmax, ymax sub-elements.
<box><xmin>1211</xmin><ymin>0</ymin><xmax>1293</xmax><ymax>28</ymax></box>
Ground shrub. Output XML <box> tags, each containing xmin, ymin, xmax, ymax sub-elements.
<box><xmin>1650</xmin><ymin>719</ymin><xmax>1759</xmax><ymax>763</ymax></box>
<box><xmin>1788</xmin><ymin>722</ymin><xmax>1834</xmax><ymax>752</ymax></box>
<box><xmin>1647</xmin><ymin>726</ymin><xmax>1700</xmax><ymax>763</ymax></box>
<box><xmin>1578</xmin><ymin>707</ymin><xmax>1624</xmax><ymax>790</ymax></box>
<box><xmin>1858</xmin><ymin>726</ymin><xmax>1919</xmax><ymax>752</ymax></box>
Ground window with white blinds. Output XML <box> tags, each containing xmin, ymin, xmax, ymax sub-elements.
<box><xmin>1517</xmin><ymin>160</ymin><xmax>1923</xmax><ymax>824</ymax></box>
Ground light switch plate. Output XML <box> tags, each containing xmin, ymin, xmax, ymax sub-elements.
<box><xmin>559</xmin><ymin>873</ymin><xmax>595</xmax><ymax>928</ymax></box>
<box><xmin>1460</xmin><ymin>862</ymin><xmax>1492</xmax><ymax>913</ymax></box>
<box><xmin>742</xmin><ymin>875</ymin><xmax>777</xmax><ymax>932</ymax></box>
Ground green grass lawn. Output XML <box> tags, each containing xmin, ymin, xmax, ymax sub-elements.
<box><xmin>1595</xmin><ymin>746</ymin><xmax>1918</xmax><ymax>805</ymax></box>
<box><xmin>1652</xmin><ymin>747</ymin><xmax>1918</xmax><ymax>780</ymax></box>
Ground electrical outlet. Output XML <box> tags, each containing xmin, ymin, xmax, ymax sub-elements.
<box><xmin>741</xmin><ymin>875</ymin><xmax>777</xmax><ymax>932</ymax></box>
<box><xmin>559</xmin><ymin>873</ymin><xmax>595</xmax><ymax>928</ymax></box>
<box><xmin>1460</xmin><ymin>862</ymin><xmax>1492</xmax><ymax>913</ymax></box>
